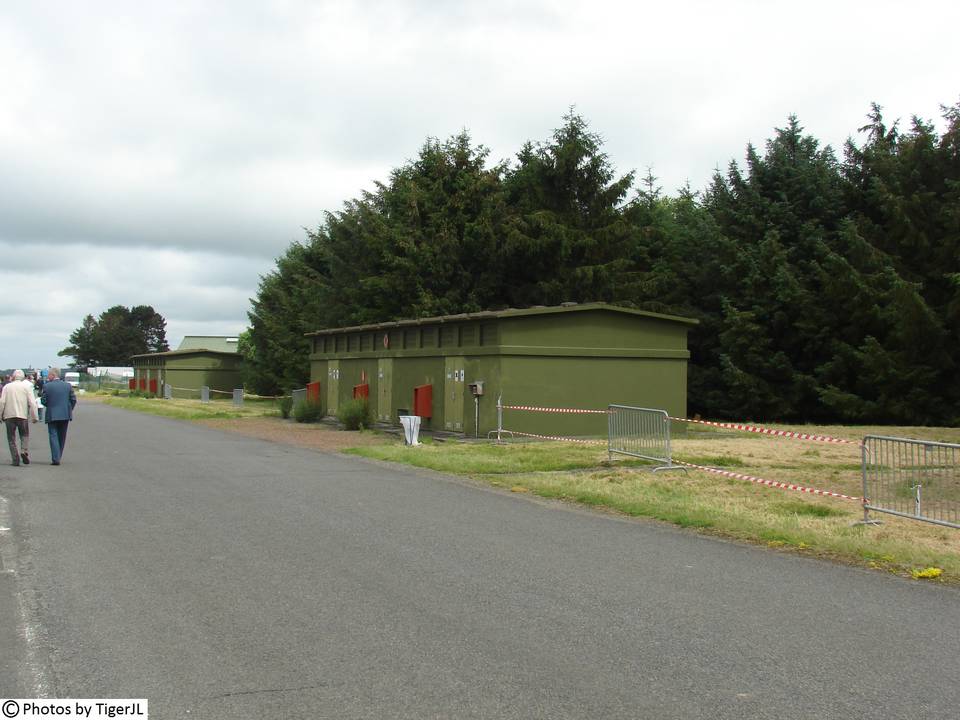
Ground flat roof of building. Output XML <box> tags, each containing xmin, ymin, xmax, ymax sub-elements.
<box><xmin>177</xmin><ymin>336</ymin><xmax>241</xmax><ymax>353</ymax></box>
<box><xmin>130</xmin><ymin>348</ymin><xmax>239</xmax><ymax>360</ymax></box>
<box><xmin>305</xmin><ymin>302</ymin><xmax>697</xmax><ymax>337</ymax></box>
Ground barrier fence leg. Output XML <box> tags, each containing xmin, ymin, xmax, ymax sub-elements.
<box><xmin>857</xmin><ymin>441</ymin><xmax>882</xmax><ymax>526</ymax></box>
<box><xmin>607</xmin><ymin>407</ymin><xmax>613</xmax><ymax>462</ymax></box>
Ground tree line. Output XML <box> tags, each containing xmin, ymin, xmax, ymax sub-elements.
<box><xmin>60</xmin><ymin>305</ymin><xmax>169</xmax><ymax>367</ymax></box>
<box><xmin>244</xmin><ymin>103</ymin><xmax>960</xmax><ymax>425</ymax></box>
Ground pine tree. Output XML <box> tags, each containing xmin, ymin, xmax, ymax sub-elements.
<box><xmin>501</xmin><ymin>110</ymin><xmax>635</xmax><ymax>306</ymax></box>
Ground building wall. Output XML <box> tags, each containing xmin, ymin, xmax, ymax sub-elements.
<box><xmin>498</xmin><ymin>355</ymin><xmax>686</xmax><ymax>437</ymax></box>
<box><xmin>307</xmin><ymin>307</ymin><xmax>693</xmax><ymax>436</ymax></box>
<box><xmin>133</xmin><ymin>353</ymin><xmax>241</xmax><ymax>396</ymax></box>
<box><xmin>462</xmin><ymin>356</ymin><xmax>502</xmax><ymax>437</ymax></box>
<box><xmin>498</xmin><ymin>311</ymin><xmax>687</xmax><ymax>351</ymax></box>
<box><xmin>390</xmin><ymin>356</ymin><xmax>444</xmax><ymax>429</ymax></box>
<box><xmin>132</xmin><ymin>359</ymin><xmax>164</xmax><ymax>393</ymax></box>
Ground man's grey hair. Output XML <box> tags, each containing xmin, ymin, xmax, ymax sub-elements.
<box><xmin>48</xmin><ymin>368</ymin><xmax>59</xmax><ymax>379</ymax></box>
<box><xmin>12</xmin><ymin>369</ymin><xmax>24</xmax><ymax>381</ymax></box>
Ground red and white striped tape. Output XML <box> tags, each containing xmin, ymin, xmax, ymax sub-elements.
<box><xmin>675</xmin><ymin>460</ymin><xmax>865</xmax><ymax>502</ymax></box>
<box><xmin>501</xmin><ymin>429</ymin><xmax>608</xmax><ymax>446</ymax></box>
<box><xmin>669</xmin><ymin>416</ymin><xmax>859</xmax><ymax>446</ymax></box>
<box><xmin>502</xmin><ymin>404</ymin><xmax>609</xmax><ymax>414</ymax></box>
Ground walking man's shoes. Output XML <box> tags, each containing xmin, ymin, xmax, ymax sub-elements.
<box><xmin>12</xmin><ymin>459</ymin><xmax>19</xmax><ymax>466</ymax></box>
<box><xmin>20</xmin><ymin>453</ymin><xmax>29</xmax><ymax>465</ymax></box>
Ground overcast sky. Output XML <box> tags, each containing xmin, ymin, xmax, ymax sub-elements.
<box><xmin>1</xmin><ymin>1</ymin><xmax>957</xmax><ymax>369</ymax></box>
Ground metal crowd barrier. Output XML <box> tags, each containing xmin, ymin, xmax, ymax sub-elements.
<box><xmin>862</xmin><ymin>435</ymin><xmax>960</xmax><ymax>528</ymax></box>
<box><xmin>607</xmin><ymin>405</ymin><xmax>684</xmax><ymax>472</ymax></box>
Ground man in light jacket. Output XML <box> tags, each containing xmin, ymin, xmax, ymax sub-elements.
<box><xmin>0</xmin><ymin>369</ymin><xmax>39</xmax><ymax>466</ymax></box>
<box><xmin>41</xmin><ymin>368</ymin><xmax>76</xmax><ymax>466</ymax></box>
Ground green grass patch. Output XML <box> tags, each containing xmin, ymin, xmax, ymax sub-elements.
<box><xmin>679</xmin><ymin>455</ymin><xmax>747</xmax><ymax>467</ymax></box>
<box><xmin>99</xmin><ymin>395</ymin><xmax>281</xmax><ymax>420</ymax></box>
<box><xmin>347</xmin><ymin>441</ymin><xmax>650</xmax><ymax>475</ymax></box>
<box><xmin>773</xmin><ymin>500</ymin><xmax>846</xmax><ymax>519</ymax></box>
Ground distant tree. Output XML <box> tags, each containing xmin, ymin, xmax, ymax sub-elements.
<box><xmin>243</xmin><ymin>131</ymin><xmax>510</xmax><ymax>392</ymax></box>
<box><xmin>501</xmin><ymin>109</ymin><xmax>635</xmax><ymax>306</ymax></box>
<box><xmin>242</xmin><ymin>239</ymin><xmax>332</xmax><ymax>394</ymax></box>
<box><xmin>691</xmin><ymin>114</ymin><xmax>956</xmax><ymax>424</ymax></box>
<box><xmin>130</xmin><ymin>305</ymin><xmax>169</xmax><ymax>354</ymax></box>
<box><xmin>837</xmin><ymin>101</ymin><xmax>960</xmax><ymax>423</ymax></box>
<box><xmin>319</xmin><ymin>131</ymin><xmax>510</xmax><ymax>325</ymax></box>
<box><xmin>59</xmin><ymin>305</ymin><xmax>169</xmax><ymax>366</ymax></box>
<box><xmin>244</xmin><ymin>104</ymin><xmax>960</xmax><ymax>425</ymax></box>
<box><xmin>59</xmin><ymin>314</ymin><xmax>99</xmax><ymax>367</ymax></box>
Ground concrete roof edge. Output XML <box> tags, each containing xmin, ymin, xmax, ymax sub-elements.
<box><xmin>304</xmin><ymin>302</ymin><xmax>697</xmax><ymax>337</ymax></box>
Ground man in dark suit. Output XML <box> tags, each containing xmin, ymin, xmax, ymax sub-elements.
<box><xmin>41</xmin><ymin>368</ymin><xmax>77</xmax><ymax>466</ymax></box>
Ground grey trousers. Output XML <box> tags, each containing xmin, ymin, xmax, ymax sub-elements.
<box><xmin>5</xmin><ymin>418</ymin><xmax>29</xmax><ymax>462</ymax></box>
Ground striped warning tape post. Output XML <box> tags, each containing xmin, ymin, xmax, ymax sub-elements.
<box><xmin>669</xmin><ymin>416</ymin><xmax>859</xmax><ymax>446</ymax></box>
<box><xmin>502</xmin><ymin>405</ymin><xmax>610</xmax><ymax>414</ymax></box>
<box><xmin>674</xmin><ymin>460</ymin><xmax>866</xmax><ymax>503</ymax></box>
<box><xmin>503</xmin><ymin>430</ymin><xmax>608</xmax><ymax>446</ymax></box>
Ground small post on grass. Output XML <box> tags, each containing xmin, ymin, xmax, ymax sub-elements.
<box><xmin>486</xmin><ymin>394</ymin><xmax>513</xmax><ymax>444</ymax></box>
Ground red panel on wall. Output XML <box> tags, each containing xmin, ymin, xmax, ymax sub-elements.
<box><xmin>149</xmin><ymin>379</ymin><xmax>158</xmax><ymax>395</ymax></box>
<box><xmin>353</xmin><ymin>383</ymin><xmax>369</xmax><ymax>400</ymax></box>
<box><xmin>306</xmin><ymin>381</ymin><xmax>321</xmax><ymax>403</ymax></box>
<box><xmin>413</xmin><ymin>384</ymin><xmax>433</xmax><ymax>418</ymax></box>
<box><xmin>139</xmin><ymin>379</ymin><xmax>146</xmax><ymax>391</ymax></box>
<box><xmin>129</xmin><ymin>379</ymin><xmax>136</xmax><ymax>390</ymax></box>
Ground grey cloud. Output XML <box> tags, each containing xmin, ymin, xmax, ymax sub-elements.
<box><xmin>2</xmin><ymin>0</ymin><xmax>957</xmax><ymax>368</ymax></box>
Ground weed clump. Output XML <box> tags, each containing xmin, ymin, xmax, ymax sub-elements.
<box><xmin>293</xmin><ymin>399</ymin><xmax>324</xmax><ymax>423</ymax></box>
<box><xmin>337</xmin><ymin>399</ymin><xmax>373</xmax><ymax>430</ymax></box>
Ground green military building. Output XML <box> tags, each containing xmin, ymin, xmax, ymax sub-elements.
<box><xmin>131</xmin><ymin>335</ymin><xmax>242</xmax><ymax>398</ymax></box>
<box><xmin>306</xmin><ymin>303</ymin><xmax>697</xmax><ymax>437</ymax></box>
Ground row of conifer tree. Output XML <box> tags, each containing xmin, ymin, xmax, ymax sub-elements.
<box><xmin>243</xmin><ymin>102</ymin><xmax>960</xmax><ymax>425</ymax></box>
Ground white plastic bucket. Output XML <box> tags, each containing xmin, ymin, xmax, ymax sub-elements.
<box><xmin>399</xmin><ymin>415</ymin><xmax>421</xmax><ymax>446</ymax></box>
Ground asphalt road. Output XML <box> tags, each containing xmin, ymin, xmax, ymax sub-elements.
<box><xmin>1</xmin><ymin>402</ymin><xmax>958</xmax><ymax>719</ymax></box>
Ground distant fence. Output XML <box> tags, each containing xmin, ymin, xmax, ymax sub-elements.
<box><xmin>607</xmin><ymin>405</ymin><xmax>682</xmax><ymax>472</ymax></box>
<box><xmin>79</xmin><ymin>373</ymin><xmax>132</xmax><ymax>393</ymax></box>
<box><xmin>862</xmin><ymin>435</ymin><xmax>960</xmax><ymax>528</ymax></box>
